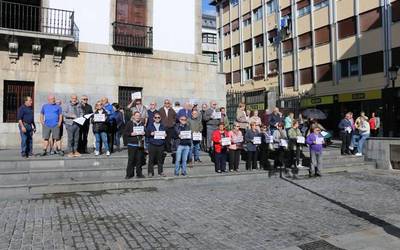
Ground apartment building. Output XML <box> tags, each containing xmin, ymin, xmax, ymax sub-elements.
<box><xmin>202</xmin><ymin>14</ymin><xmax>218</xmax><ymax>63</ymax></box>
<box><xmin>211</xmin><ymin>0</ymin><xmax>400</xmax><ymax>134</ymax></box>
<box><xmin>0</xmin><ymin>0</ymin><xmax>225</xmax><ymax>148</ymax></box>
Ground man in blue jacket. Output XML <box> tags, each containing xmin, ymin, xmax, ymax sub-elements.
<box><xmin>102</xmin><ymin>97</ymin><xmax>117</xmax><ymax>153</ymax></box>
<box><xmin>338</xmin><ymin>112</ymin><xmax>353</xmax><ymax>155</ymax></box>
<box><xmin>146</xmin><ymin>112</ymin><xmax>167</xmax><ymax>177</ymax></box>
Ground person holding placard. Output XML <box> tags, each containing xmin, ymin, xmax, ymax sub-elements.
<box><xmin>212</xmin><ymin>122</ymin><xmax>230</xmax><ymax>173</ymax></box>
<box><xmin>189</xmin><ymin>110</ymin><xmax>203</xmax><ymax>163</ymax></box>
<box><xmin>63</xmin><ymin>95</ymin><xmax>83</xmax><ymax>158</ymax></box>
<box><xmin>92</xmin><ymin>101</ymin><xmax>110</xmax><ymax>156</ymax></box>
<box><xmin>159</xmin><ymin>99</ymin><xmax>177</xmax><ymax>153</ymax></box>
<box><xmin>145</xmin><ymin>112</ymin><xmax>167</xmax><ymax>177</ymax></box>
<box><xmin>173</xmin><ymin>115</ymin><xmax>192</xmax><ymax>176</ymax></box>
<box><xmin>338</xmin><ymin>113</ymin><xmax>353</xmax><ymax>155</ymax></box>
<box><xmin>78</xmin><ymin>95</ymin><xmax>93</xmax><ymax>154</ymax></box>
<box><xmin>249</xmin><ymin>110</ymin><xmax>262</xmax><ymax>132</ymax></box>
<box><xmin>259</xmin><ymin>125</ymin><xmax>272</xmax><ymax>171</ymax></box>
<box><xmin>306</xmin><ymin>126</ymin><xmax>324</xmax><ymax>177</ymax></box>
<box><xmin>288</xmin><ymin>120</ymin><xmax>304</xmax><ymax>179</ymax></box>
<box><xmin>228</xmin><ymin>122</ymin><xmax>243</xmax><ymax>172</ymax></box>
<box><xmin>272</xmin><ymin>123</ymin><xmax>289</xmax><ymax>174</ymax></box>
<box><xmin>236</xmin><ymin>103</ymin><xmax>249</xmax><ymax>134</ymax></box>
<box><xmin>124</xmin><ymin>111</ymin><xmax>146</xmax><ymax>179</ymax></box>
<box><xmin>203</xmin><ymin>101</ymin><xmax>220</xmax><ymax>151</ymax></box>
<box><xmin>245</xmin><ymin>122</ymin><xmax>261</xmax><ymax>171</ymax></box>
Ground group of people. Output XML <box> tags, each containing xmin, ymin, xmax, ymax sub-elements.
<box><xmin>339</xmin><ymin>111</ymin><xmax>380</xmax><ymax>156</ymax></box>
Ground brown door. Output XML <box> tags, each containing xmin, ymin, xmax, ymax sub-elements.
<box><xmin>116</xmin><ymin>0</ymin><xmax>147</xmax><ymax>25</ymax></box>
<box><xmin>3</xmin><ymin>81</ymin><xmax>34</xmax><ymax>123</ymax></box>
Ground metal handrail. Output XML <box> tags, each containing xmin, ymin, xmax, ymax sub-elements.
<box><xmin>112</xmin><ymin>21</ymin><xmax>153</xmax><ymax>52</ymax></box>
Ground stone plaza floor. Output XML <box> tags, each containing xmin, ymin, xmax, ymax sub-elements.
<box><xmin>1</xmin><ymin>170</ymin><xmax>400</xmax><ymax>250</ymax></box>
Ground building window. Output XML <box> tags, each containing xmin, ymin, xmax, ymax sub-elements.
<box><xmin>316</xmin><ymin>63</ymin><xmax>332</xmax><ymax>82</ymax></box>
<box><xmin>224</xmin><ymin>48</ymin><xmax>231</xmax><ymax>60</ymax></box>
<box><xmin>223</xmin><ymin>1</ymin><xmax>229</xmax><ymax>13</ymax></box>
<box><xmin>360</xmin><ymin>8</ymin><xmax>382</xmax><ymax>32</ymax></box>
<box><xmin>297</xmin><ymin>0</ymin><xmax>311</xmax><ymax>17</ymax></box>
<box><xmin>232</xmin><ymin>19</ymin><xmax>239</xmax><ymax>32</ymax></box>
<box><xmin>339</xmin><ymin>57</ymin><xmax>359</xmax><ymax>79</ymax></box>
<box><xmin>233</xmin><ymin>70</ymin><xmax>241</xmax><ymax>83</ymax></box>
<box><xmin>283</xmin><ymin>71</ymin><xmax>294</xmax><ymax>87</ymax></box>
<box><xmin>300</xmin><ymin>67</ymin><xmax>314</xmax><ymax>85</ymax></box>
<box><xmin>203</xmin><ymin>52</ymin><xmax>218</xmax><ymax>63</ymax></box>
<box><xmin>244</xmin><ymin>67</ymin><xmax>253</xmax><ymax>80</ymax></box>
<box><xmin>231</xmin><ymin>0</ymin><xmax>239</xmax><ymax>6</ymax></box>
<box><xmin>268</xmin><ymin>60</ymin><xmax>279</xmax><ymax>74</ymax></box>
<box><xmin>233</xmin><ymin>44</ymin><xmax>240</xmax><ymax>57</ymax></box>
<box><xmin>268</xmin><ymin>29</ymin><xmax>278</xmax><ymax>44</ymax></box>
<box><xmin>362</xmin><ymin>51</ymin><xmax>383</xmax><ymax>75</ymax></box>
<box><xmin>253</xmin><ymin>7</ymin><xmax>263</xmax><ymax>21</ymax></box>
<box><xmin>223</xmin><ymin>24</ymin><xmax>230</xmax><ymax>36</ymax></box>
<box><xmin>282</xmin><ymin>39</ymin><xmax>293</xmax><ymax>55</ymax></box>
<box><xmin>226</xmin><ymin>73</ymin><xmax>232</xmax><ymax>84</ymax></box>
<box><xmin>255</xmin><ymin>63</ymin><xmax>265</xmax><ymax>79</ymax></box>
<box><xmin>298</xmin><ymin>32</ymin><xmax>312</xmax><ymax>50</ymax></box>
<box><xmin>3</xmin><ymin>81</ymin><xmax>34</xmax><ymax>123</ymax></box>
<box><xmin>267</xmin><ymin>0</ymin><xmax>277</xmax><ymax>15</ymax></box>
<box><xmin>338</xmin><ymin>17</ymin><xmax>357</xmax><ymax>39</ymax></box>
<box><xmin>281</xmin><ymin>6</ymin><xmax>291</xmax><ymax>18</ymax></box>
<box><xmin>392</xmin><ymin>0</ymin><xmax>400</xmax><ymax>22</ymax></box>
<box><xmin>244</xmin><ymin>39</ymin><xmax>252</xmax><ymax>52</ymax></box>
<box><xmin>202</xmin><ymin>33</ymin><xmax>216</xmax><ymax>44</ymax></box>
<box><xmin>393</xmin><ymin>47</ymin><xmax>400</xmax><ymax>67</ymax></box>
<box><xmin>314</xmin><ymin>0</ymin><xmax>329</xmax><ymax>11</ymax></box>
<box><xmin>315</xmin><ymin>25</ymin><xmax>330</xmax><ymax>46</ymax></box>
<box><xmin>243</xmin><ymin>13</ymin><xmax>251</xmax><ymax>26</ymax></box>
<box><xmin>254</xmin><ymin>35</ymin><xmax>264</xmax><ymax>48</ymax></box>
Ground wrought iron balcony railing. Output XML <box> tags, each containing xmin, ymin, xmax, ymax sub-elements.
<box><xmin>112</xmin><ymin>22</ymin><xmax>153</xmax><ymax>53</ymax></box>
<box><xmin>0</xmin><ymin>0</ymin><xmax>78</xmax><ymax>42</ymax></box>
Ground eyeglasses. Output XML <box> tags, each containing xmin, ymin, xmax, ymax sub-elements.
<box><xmin>154</xmin><ymin>117</ymin><xmax>161</xmax><ymax>119</ymax></box>
<box><xmin>180</xmin><ymin>119</ymin><xmax>187</xmax><ymax>121</ymax></box>
<box><xmin>82</xmin><ymin>98</ymin><xmax>88</xmax><ymax>101</ymax></box>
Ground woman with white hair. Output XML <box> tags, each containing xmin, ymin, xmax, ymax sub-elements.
<box><xmin>356</xmin><ymin>116</ymin><xmax>370</xmax><ymax>156</ymax></box>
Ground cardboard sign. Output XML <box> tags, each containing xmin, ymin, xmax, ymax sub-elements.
<box><xmin>233</xmin><ymin>135</ymin><xmax>243</xmax><ymax>143</ymax></box>
<box><xmin>213</xmin><ymin>112</ymin><xmax>222</xmax><ymax>119</ymax></box>
<box><xmin>84</xmin><ymin>113</ymin><xmax>93</xmax><ymax>119</ymax></box>
<box><xmin>133</xmin><ymin>126</ymin><xmax>145</xmax><ymax>135</ymax></box>
<box><xmin>253</xmin><ymin>136</ymin><xmax>261</xmax><ymax>145</ymax></box>
<box><xmin>154</xmin><ymin>131</ymin><xmax>166</xmax><ymax>139</ymax></box>
<box><xmin>265</xmin><ymin>135</ymin><xmax>274</xmax><ymax>144</ymax></box>
<box><xmin>73</xmin><ymin>117</ymin><xmax>86</xmax><ymax>126</ymax></box>
<box><xmin>321</xmin><ymin>131</ymin><xmax>328</xmax><ymax>137</ymax></box>
<box><xmin>345</xmin><ymin>127</ymin><xmax>352</xmax><ymax>134</ymax></box>
<box><xmin>93</xmin><ymin>114</ymin><xmax>106</xmax><ymax>122</ymax></box>
<box><xmin>131</xmin><ymin>92</ymin><xmax>142</xmax><ymax>100</ymax></box>
<box><xmin>280</xmin><ymin>139</ymin><xmax>288</xmax><ymax>147</ymax></box>
<box><xmin>297</xmin><ymin>136</ymin><xmax>306</xmax><ymax>144</ymax></box>
<box><xmin>221</xmin><ymin>137</ymin><xmax>231</xmax><ymax>146</ymax></box>
<box><xmin>316</xmin><ymin>137</ymin><xmax>324</xmax><ymax>145</ymax></box>
<box><xmin>192</xmin><ymin>132</ymin><xmax>202</xmax><ymax>141</ymax></box>
<box><xmin>180</xmin><ymin>130</ymin><xmax>192</xmax><ymax>139</ymax></box>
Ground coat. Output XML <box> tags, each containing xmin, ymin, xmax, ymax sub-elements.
<box><xmin>212</xmin><ymin>129</ymin><xmax>230</xmax><ymax>153</ymax></box>
<box><xmin>124</xmin><ymin>120</ymin><xmax>145</xmax><ymax>147</ymax></box>
<box><xmin>245</xmin><ymin>128</ymin><xmax>260</xmax><ymax>152</ymax></box>
<box><xmin>92</xmin><ymin>109</ymin><xmax>109</xmax><ymax>133</ymax></box>
<box><xmin>158</xmin><ymin>107</ymin><xmax>177</xmax><ymax>128</ymax></box>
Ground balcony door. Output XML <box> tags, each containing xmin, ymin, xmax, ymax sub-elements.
<box><xmin>116</xmin><ymin>0</ymin><xmax>147</xmax><ymax>25</ymax></box>
<box><xmin>3</xmin><ymin>81</ymin><xmax>34</xmax><ymax>123</ymax></box>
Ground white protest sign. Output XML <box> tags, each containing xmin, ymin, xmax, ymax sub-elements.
<box><xmin>221</xmin><ymin>137</ymin><xmax>231</xmax><ymax>146</ymax></box>
<box><xmin>93</xmin><ymin>114</ymin><xmax>106</xmax><ymax>122</ymax></box>
<box><xmin>73</xmin><ymin>117</ymin><xmax>86</xmax><ymax>126</ymax></box>
<box><xmin>131</xmin><ymin>92</ymin><xmax>142</xmax><ymax>100</ymax></box>
<box><xmin>133</xmin><ymin>126</ymin><xmax>145</xmax><ymax>135</ymax></box>
<box><xmin>192</xmin><ymin>132</ymin><xmax>202</xmax><ymax>141</ymax></box>
<box><xmin>154</xmin><ymin>131</ymin><xmax>166</xmax><ymax>139</ymax></box>
<box><xmin>297</xmin><ymin>136</ymin><xmax>306</xmax><ymax>144</ymax></box>
<box><xmin>180</xmin><ymin>130</ymin><xmax>192</xmax><ymax>139</ymax></box>
<box><xmin>280</xmin><ymin>139</ymin><xmax>288</xmax><ymax>147</ymax></box>
<box><xmin>321</xmin><ymin>131</ymin><xmax>328</xmax><ymax>137</ymax></box>
<box><xmin>84</xmin><ymin>113</ymin><xmax>93</xmax><ymax>119</ymax></box>
<box><xmin>233</xmin><ymin>135</ymin><xmax>243</xmax><ymax>143</ymax></box>
<box><xmin>253</xmin><ymin>136</ymin><xmax>262</xmax><ymax>145</ymax></box>
<box><xmin>316</xmin><ymin>137</ymin><xmax>324</xmax><ymax>145</ymax></box>
<box><xmin>213</xmin><ymin>112</ymin><xmax>222</xmax><ymax>119</ymax></box>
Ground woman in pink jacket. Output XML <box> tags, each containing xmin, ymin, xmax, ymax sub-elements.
<box><xmin>228</xmin><ymin>122</ymin><xmax>243</xmax><ymax>172</ymax></box>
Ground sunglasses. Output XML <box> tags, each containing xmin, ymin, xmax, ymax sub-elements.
<box><xmin>180</xmin><ymin>119</ymin><xmax>187</xmax><ymax>121</ymax></box>
<box><xmin>154</xmin><ymin>117</ymin><xmax>161</xmax><ymax>119</ymax></box>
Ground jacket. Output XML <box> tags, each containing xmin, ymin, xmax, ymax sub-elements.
<box><xmin>124</xmin><ymin>120</ymin><xmax>145</xmax><ymax>147</ymax></box>
<box><xmin>245</xmin><ymin>128</ymin><xmax>260</xmax><ymax>152</ymax></box>
<box><xmin>63</xmin><ymin>102</ymin><xmax>82</xmax><ymax>126</ymax></box>
<box><xmin>228</xmin><ymin>130</ymin><xmax>243</xmax><ymax>150</ymax></box>
<box><xmin>174</xmin><ymin>123</ymin><xmax>192</xmax><ymax>146</ymax></box>
<box><xmin>306</xmin><ymin>133</ymin><xmax>324</xmax><ymax>153</ymax></box>
<box><xmin>80</xmin><ymin>103</ymin><xmax>93</xmax><ymax>126</ymax></box>
<box><xmin>236</xmin><ymin>109</ymin><xmax>248</xmax><ymax>129</ymax></box>
<box><xmin>114</xmin><ymin>111</ymin><xmax>125</xmax><ymax>129</ymax></box>
<box><xmin>189</xmin><ymin>116</ymin><xmax>203</xmax><ymax>132</ymax></box>
<box><xmin>159</xmin><ymin>107</ymin><xmax>177</xmax><ymax>128</ymax></box>
<box><xmin>269</xmin><ymin>113</ymin><xmax>283</xmax><ymax>128</ymax></box>
<box><xmin>176</xmin><ymin>109</ymin><xmax>192</xmax><ymax>122</ymax></box>
<box><xmin>288</xmin><ymin>127</ymin><xmax>303</xmax><ymax>150</ymax></box>
<box><xmin>273</xmin><ymin>129</ymin><xmax>288</xmax><ymax>149</ymax></box>
<box><xmin>104</xmin><ymin>103</ymin><xmax>117</xmax><ymax>123</ymax></box>
<box><xmin>92</xmin><ymin>109</ymin><xmax>108</xmax><ymax>133</ymax></box>
<box><xmin>145</xmin><ymin>122</ymin><xmax>166</xmax><ymax>146</ymax></box>
<box><xmin>338</xmin><ymin>118</ymin><xmax>352</xmax><ymax>133</ymax></box>
<box><xmin>359</xmin><ymin>120</ymin><xmax>370</xmax><ymax>135</ymax></box>
<box><xmin>203</xmin><ymin>108</ymin><xmax>220</xmax><ymax>127</ymax></box>
<box><xmin>212</xmin><ymin>129</ymin><xmax>230</xmax><ymax>153</ymax></box>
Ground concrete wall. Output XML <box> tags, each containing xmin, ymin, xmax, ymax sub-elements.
<box><xmin>0</xmin><ymin>42</ymin><xmax>225</xmax><ymax>149</ymax></box>
<box><xmin>365</xmin><ymin>138</ymin><xmax>400</xmax><ymax>170</ymax></box>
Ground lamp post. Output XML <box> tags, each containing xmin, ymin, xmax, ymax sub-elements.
<box><xmin>388</xmin><ymin>65</ymin><xmax>399</xmax><ymax>88</ymax></box>
<box><xmin>387</xmin><ymin>65</ymin><xmax>399</xmax><ymax>137</ymax></box>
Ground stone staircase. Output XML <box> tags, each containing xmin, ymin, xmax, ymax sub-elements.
<box><xmin>0</xmin><ymin>143</ymin><xmax>376</xmax><ymax>198</ymax></box>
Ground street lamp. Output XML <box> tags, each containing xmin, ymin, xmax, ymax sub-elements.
<box><xmin>388</xmin><ymin>65</ymin><xmax>399</xmax><ymax>88</ymax></box>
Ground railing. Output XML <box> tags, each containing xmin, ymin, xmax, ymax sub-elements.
<box><xmin>0</xmin><ymin>1</ymin><xmax>78</xmax><ymax>40</ymax></box>
<box><xmin>112</xmin><ymin>22</ymin><xmax>153</xmax><ymax>52</ymax></box>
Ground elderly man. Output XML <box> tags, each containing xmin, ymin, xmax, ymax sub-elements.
<box><xmin>17</xmin><ymin>96</ymin><xmax>36</xmax><ymax>158</ymax></box>
<box><xmin>63</xmin><ymin>94</ymin><xmax>83</xmax><ymax>157</ymax></box>
<box><xmin>78</xmin><ymin>95</ymin><xmax>93</xmax><ymax>154</ymax></box>
<box><xmin>159</xmin><ymin>99</ymin><xmax>176</xmax><ymax>153</ymax></box>
<box><xmin>269</xmin><ymin>107</ymin><xmax>283</xmax><ymax>134</ymax></box>
<box><xmin>40</xmin><ymin>95</ymin><xmax>63</xmax><ymax>156</ymax></box>
<box><xmin>203</xmin><ymin>100</ymin><xmax>220</xmax><ymax>150</ymax></box>
<box><xmin>176</xmin><ymin>102</ymin><xmax>192</xmax><ymax>121</ymax></box>
<box><xmin>127</xmin><ymin>98</ymin><xmax>148</xmax><ymax>124</ymax></box>
<box><xmin>101</xmin><ymin>97</ymin><xmax>117</xmax><ymax>153</ymax></box>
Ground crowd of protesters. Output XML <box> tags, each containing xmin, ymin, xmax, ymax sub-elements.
<box><xmin>17</xmin><ymin>94</ymin><xmax>379</xmax><ymax>179</ymax></box>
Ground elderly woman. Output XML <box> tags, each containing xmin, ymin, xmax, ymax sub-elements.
<box><xmin>249</xmin><ymin>110</ymin><xmax>262</xmax><ymax>132</ymax></box>
<box><xmin>228</xmin><ymin>122</ymin><xmax>243</xmax><ymax>172</ymax></box>
<box><xmin>92</xmin><ymin>101</ymin><xmax>110</xmax><ymax>156</ymax></box>
<box><xmin>273</xmin><ymin>123</ymin><xmax>288</xmax><ymax>174</ymax></box>
<box><xmin>245</xmin><ymin>122</ymin><xmax>261</xmax><ymax>170</ymax></box>
<box><xmin>212</xmin><ymin>122</ymin><xmax>230</xmax><ymax>173</ymax></box>
<box><xmin>236</xmin><ymin>103</ymin><xmax>248</xmax><ymax>134</ymax></box>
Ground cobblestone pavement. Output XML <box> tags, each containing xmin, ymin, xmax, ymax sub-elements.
<box><xmin>1</xmin><ymin>170</ymin><xmax>400</xmax><ymax>250</ymax></box>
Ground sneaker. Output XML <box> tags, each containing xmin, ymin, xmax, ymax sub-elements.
<box><xmin>297</xmin><ymin>164</ymin><xmax>304</xmax><ymax>169</ymax></box>
<box><xmin>106</xmin><ymin>151</ymin><xmax>110</xmax><ymax>156</ymax></box>
<box><xmin>94</xmin><ymin>151</ymin><xmax>100</xmax><ymax>156</ymax></box>
<box><xmin>349</xmin><ymin>146</ymin><xmax>354</xmax><ymax>150</ymax></box>
<box><xmin>57</xmin><ymin>151</ymin><xmax>64</xmax><ymax>156</ymax></box>
<box><xmin>67</xmin><ymin>152</ymin><xmax>74</xmax><ymax>158</ymax></box>
<box><xmin>73</xmin><ymin>152</ymin><xmax>81</xmax><ymax>157</ymax></box>
<box><xmin>217</xmin><ymin>170</ymin><xmax>221</xmax><ymax>173</ymax></box>
<box><xmin>315</xmin><ymin>172</ymin><xmax>322</xmax><ymax>177</ymax></box>
<box><xmin>40</xmin><ymin>151</ymin><xmax>47</xmax><ymax>157</ymax></box>
<box><xmin>355</xmin><ymin>153</ymin><xmax>362</xmax><ymax>156</ymax></box>
<box><xmin>50</xmin><ymin>150</ymin><xmax>55</xmax><ymax>155</ymax></box>
<box><xmin>229</xmin><ymin>169</ymin><xmax>233</xmax><ymax>172</ymax></box>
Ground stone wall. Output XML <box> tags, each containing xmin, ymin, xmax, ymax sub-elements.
<box><xmin>364</xmin><ymin>138</ymin><xmax>400</xmax><ymax>170</ymax></box>
<box><xmin>0</xmin><ymin>42</ymin><xmax>225</xmax><ymax>149</ymax></box>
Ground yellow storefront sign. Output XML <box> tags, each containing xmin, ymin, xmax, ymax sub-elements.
<box><xmin>301</xmin><ymin>96</ymin><xmax>334</xmax><ymax>108</ymax></box>
<box><xmin>338</xmin><ymin>90</ymin><xmax>381</xmax><ymax>103</ymax></box>
<box><xmin>246</xmin><ymin>103</ymin><xmax>265</xmax><ymax>111</ymax></box>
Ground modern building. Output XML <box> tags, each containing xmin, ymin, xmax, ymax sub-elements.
<box><xmin>0</xmin><ymin>0</ymin><xmax>225</xmax><ymax>149</ymax></box>
<box><xmin>211</xmin><ymin>0</ymin><xmax>400</xmax><ymax>134</ymax></box>
<box><xmin>202</xmin><ymin>14</ymin><xmax>218</xmax><ymax>63</ymax></box>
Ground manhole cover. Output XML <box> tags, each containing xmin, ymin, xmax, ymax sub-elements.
<box><xmin>298</xmin><ymin>240</ymin><xmax>346</xmax><ymax>250</ymax></box>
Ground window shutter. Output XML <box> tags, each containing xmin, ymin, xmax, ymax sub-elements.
<box><xmin>232</xmin><ymin>19</ymin><xmax>239</xmax><ymax>30</ymax></box>
<box><xmin>284</xmin><ymin>72</ymin><xmax>294</xmax><ymax>87</ymax></box>
<box><xmin>281</xmin><ymin>6</ymin><xmax>291</xmax><ymax>16</ymax></box>
<box><xmin>316</xmin><ymin>63</ymin><xmax>332</xmax><ymax>82</ymax></box>
<box><xmin>116</xmin><ymin>0</ymin><xmax>147</xmax><ymax>25</ymax></box>
<box><xmin>360</xmin><ymin>8</ymin><xmax>382</xmax><ymax>32</ymax></box>
<box><xmin>223</xmin><ymin>1</ymin><xmax>229</xmax><ymax>13</ymax></box>
<box><xmin>392</xmin><ymin>47</ymin><xmax>400</xmax><ymax>67</ymax></box>
<box><xmin>233</xmin><ymin>70</ymin><xmax>241</xmax><ymax>83</ymax></box>
<box><xmin>393</xmin><ymin>1</ymin><xmax>400</xmax><ymax>22</ymax></box>
<box><xmin>243</xmin><ymin>12</ymin><xmax>251</xmax><ymax>21</ymax></box>
<box><xmin>315</xmin><ymin>25</ymin><xmax>330</xmax><ymax>45</ymax></box>
<box><xmin>314</xmin><ymin>0</ymin><xmax>326</xmax><ymax>5</ymax></box>
<box><xmin>338</xmin><ymin>17</ymin><xmax>356</xmax><ymax>39</ymax></box>
<box><xmin>298</xmin><ymin>32</ymin><xmax>312</xmax><ymax>49</ymax></box>
<box><xmin>282</xmin><ymin>39</ymin><xmax>293</xmax><ymax>53</ymax></box>
<box><xmin>362</xmin><ymin>51</ymin><xmax>384</xmax><ymax>75</ymax></box>
<box><xmin>297</xmin><ymin>0</ymin><xmax>310</xmax><ymax>10</ymax></box>
<box><xmin>255</xmin><ymin>64</ymin><xmax>265</xmax><ymax>76</ymax></box>
<box><xmin>255</xmin><ymin>35</ymin><xmax>264</xmax><ymax>44</ymax></box>
<box><xmin>226</xmin><ymin>73</ymin><xmax>232</xmax><ymax>84</ymax></box>
<box><xmin>223</xmin><ymin>24</ymin><xmax>230</xmax><ymax>34</ymax></box>
<box><xmin>269</xmin><ymin>60</ymin><xmax>279</xmax><ymax>72</ymax></box>
<box><xmin>300</xmin><ymin>67</ymin><xmax>313</xmax><ymax>85</ymax></box>
<box><xmin>233</xmin><ymin>44</ymin><xmax>240</xmax><ymax>55</ymax></box>
<box><xmin>244</xmin><ymin>39</ymin><xmax>252</xmax><ymax>52</ymax></box>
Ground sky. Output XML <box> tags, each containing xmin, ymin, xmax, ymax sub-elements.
<box><xmin>203</xmin><ymin>0</ymin><xmax>216</xmax><ymax>16</ymax></box>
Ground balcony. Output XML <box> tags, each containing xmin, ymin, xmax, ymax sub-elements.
<box><xmin>0</xmin><ymin>0</ymin><xmax>79</xmax><ymax>44</ymax></box>
<box><xmin>112</xmin><ymin>22</ymin><xmax>153</xmax><ymax>53</ymax></box>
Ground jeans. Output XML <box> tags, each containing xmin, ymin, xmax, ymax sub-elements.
<box><xmin>95</xmin><ymin>132</ymin><xmax>109</xmax><ymax>152</ymax></box>
<box><xmin>310</xmin><ymin>151</ymin><xmax>322</xmax><ymax>174</ymax></box>
<box><xmin>66</xmin><ymin>123</ymin><xmax>80</xmax><ymax>153</ymax></box>
<box><xmin>19</xmin><ymin>124</ymin><xmax>33</xmax><ymax>156</ymax></box>
<box><xmin>175</xmin><ymin>145</ymin><xmax>190</xmax><ymax>175</ymax></box>
<box><xmin>358</xmin><ymin>133</ymin><xmax>370</xmax><ymax>154</ymax></box>
<box><xmin>191</xmin><ymin>141</ymin><xmax>201</xmax><ymax>161</ymax></box>
<box><xmin>114</xmin><ymin>129</ymin><xmax>122</xmax><ymax>147</ymax></box>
